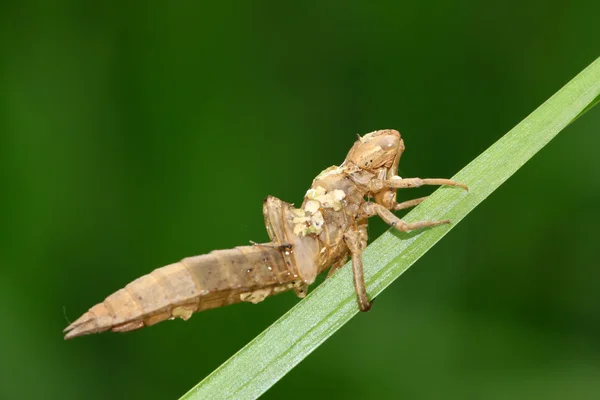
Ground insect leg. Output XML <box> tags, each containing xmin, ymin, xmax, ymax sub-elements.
<box><xmin>364</xmin><ymin>202</ymin><xmax>450</xmax><ymax>232</ymax></box>
<box><xmin>343</xmin><ymin>229</ymin><xmax>371</xmax><ymax>312</ymax></box>
<box><xmin>383</xmin><ymin>177</ymin><xmax>468</xmax><ymax>191</ymax></box>
<box><xmin>391</xmin><ymin>196</ymin><xmax>428</xmax><ymax>211</ymax></box>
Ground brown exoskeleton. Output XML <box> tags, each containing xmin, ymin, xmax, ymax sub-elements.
<box><xmin>64</xmin><ymin>129</ymin><xmax>467</xmax><ymax>339</ymax></box>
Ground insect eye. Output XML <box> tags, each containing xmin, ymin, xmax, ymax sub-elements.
<box><xmin>377</xmin><ymin>135</ymin><xmax>398</xmax><ymax>149</ymax></box>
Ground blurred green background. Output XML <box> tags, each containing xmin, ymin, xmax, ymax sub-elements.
<box><xmin>1</xmin><ymin>1</ymin><xmax>599</xmax><ymax>399</ymax></box>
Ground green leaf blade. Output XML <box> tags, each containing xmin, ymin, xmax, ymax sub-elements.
<box><xmin>181</xmin><ymin>56</ymin><xmax>600</xmax><ymax>400</ymax></box>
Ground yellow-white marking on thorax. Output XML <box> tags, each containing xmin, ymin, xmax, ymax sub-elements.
<box><xmin>292</xmin><ymin>186</ymin><xmax>346</xmax><ymax>236</ymax></box>
<box><xmin>306</xmin><ymin>186</ymin><xmax>346</xmax><ymax>211</ymax></box>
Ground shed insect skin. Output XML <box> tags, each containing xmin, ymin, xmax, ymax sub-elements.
<box><xmin>64</xmin><ymin>129</ymin><xmax>467</xmax><ymax>339</ymax></box>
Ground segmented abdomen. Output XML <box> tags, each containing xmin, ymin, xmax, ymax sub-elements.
<box><xmin>64</xmin><ymin>244</ymin><xmax>297</xmax><ymax>339</ymax></box>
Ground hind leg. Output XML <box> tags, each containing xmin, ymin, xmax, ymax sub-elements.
<box><xmin>343</xmin><ymin>229</ymin><xmax>371</xmax><ymax>312</ymax></box>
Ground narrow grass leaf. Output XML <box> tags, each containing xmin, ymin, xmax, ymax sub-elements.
<box><xmin>181</xmin><ymin>57</ymin><xmax>600</xmax><ymax>400</ymax></box>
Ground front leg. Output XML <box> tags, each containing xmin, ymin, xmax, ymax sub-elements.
<box><xmin>370</xmin><ymin>176</ymin><xmax>468</xmax><ymax>192</ymax></box>
<box><xmin>343</xmin><ymin>229</ymin><xmax>372</xmax><ymax>312</ymax></box>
